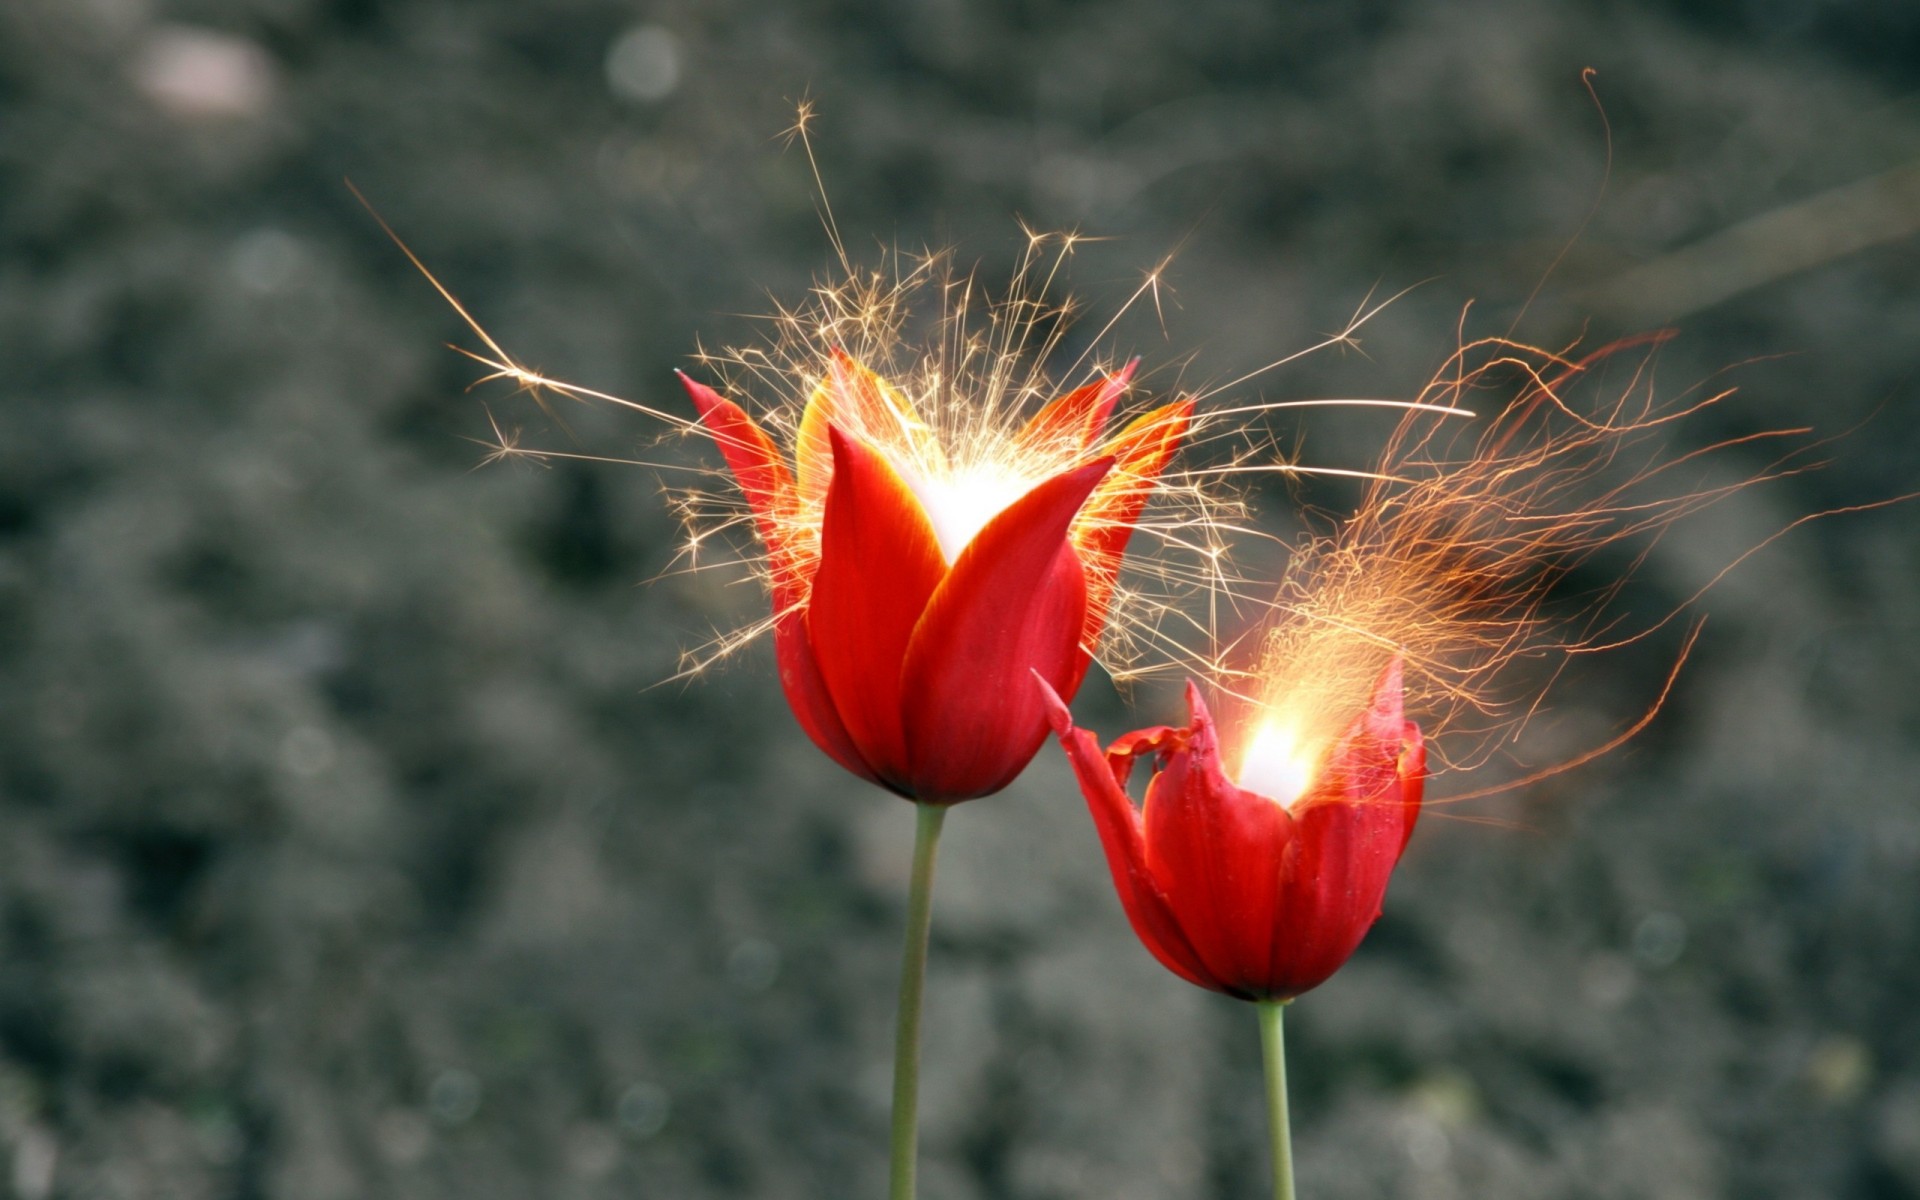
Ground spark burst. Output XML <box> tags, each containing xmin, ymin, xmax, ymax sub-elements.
<box><xmin>351</xmin><ymin>119</ymin><xmax>1468</xmax><ymax>693</ymax></box>
<box><xmin>1211</xmin><ymin>327</ymin><xmax>1834</xmax><ymax>801</ymax></box>
<box><xmin>667</xmin><ymin>232</ymin><xmax>1437</xmax><ymax>688</ymax></box>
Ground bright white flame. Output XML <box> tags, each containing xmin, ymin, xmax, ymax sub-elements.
<box><xmin>901</xmin><ymin>463</ymin><xmax>1042</xmax><ymax>562</ymax></box>
<box><xmin>1235</xmin><ymin>718</ymin><xmax>1317</xmax><ymax>809</ymax></box>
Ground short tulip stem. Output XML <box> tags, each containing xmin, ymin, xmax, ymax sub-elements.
<box><xmin>888</xmin><ymin>801</ymin><xmax>947</xmax><ymax>1200</ymax></box>
<box><xmin>1257</xmin><ymin>999</ymin><xmax>1297</xmax><ymax>1200</ymax></box>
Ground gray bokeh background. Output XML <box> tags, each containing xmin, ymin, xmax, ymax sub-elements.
<box><xmin>3</xmin><ymin>1</ymin><xmax>1918</xmax><ymax>1196</ymax></box>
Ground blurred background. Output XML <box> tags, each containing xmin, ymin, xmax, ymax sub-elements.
<box><xmin>3</xmin><ymin>0</ymin><xmax>1918</xmax><ymax>1197</ymax></box>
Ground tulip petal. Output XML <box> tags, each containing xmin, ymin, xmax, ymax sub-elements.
<box><xmin>1392</xmin><ymin>726</ymin><xmax>1427</xmax><ymax>858</ymax></box>
<box><xmin>1263</xmin><ymin>659</ymin><xmax>1424</xmax><ymax>997</ymax></box>
<box><xmin>898</xmin><ymin>458</ymin><xmax>1113</xmax><ymax>800</ymax></box>
<box><xmin>772</xmin><ymin>601</ymin><xmax>884</xmax><ymax>788</ymax></box>
<box><xmin>794</xmin><ymin>380</ymin><xmax>836</xmax><ymax>512</ymax></box>
<box><xmin>1141</xmin><ymin>683</ymin><xmax>1295</xmax><ymax>998</ymax></box>
<box><xmin>679</xmin><ymin>373</ymin><xmax>796</xmax><ymax>556</ymax></box>
<box><xmin>1104</xmin><ymin>723</ymin><xmax>1185</xmax><ymax>790</ymax></box>
<box><xmin>831</xmin><ymin>348</ymin><xmax>925</xmax><ymax>434</ymax></box>
<box><xmin>808</xmin><ymin>426</ymin><xmax>949</xmax><ymax>787</ymax></box>
<box><xmin>1360</xmin><ymin>657</ymin><xmax>1426</xmax><ymax>857</ymax></box>
<box><xmin>1074</xmin><ymin>400</ymin><xmax>1193</xmax><ymax>638</ymax></box>
<box><xmin>680</xmin><ymin>376</ymin><xmax>877</xmax><ymax>784</ymax></box>
<box><xmin>795</xmin><ymin>350</ymin><xmax>931</xmax><ymax>510</ymax></box>
<box><xmin>1015</xmin><ymin>362</ymin><xmax>1136</xmax><ymax>456</ymax></box>
<box><xmin>1036</xmin><ymin>676</ymin><xmax>1218</xmax><ymax>991</ymax></box>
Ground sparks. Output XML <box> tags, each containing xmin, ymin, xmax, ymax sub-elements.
<box><xmin>670</xmin><ymin>247</ymin><xmax>1465</xmax><ymax>686</ymax></box>
<box><xmin>1210</xmin><ymin>328</ymin><xmax>1831</xmax><ymax>789</ymax></box>
<box><xmin>351</xmin><ymin>110</ymin><xmax>1477</xmax><ymax>692</ymax></box>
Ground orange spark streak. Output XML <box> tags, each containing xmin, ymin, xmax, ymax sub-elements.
<box><xmin>1213</xmin><ymin>329</ymin><xmax>1839</xmax><ymax>786</ymax></box>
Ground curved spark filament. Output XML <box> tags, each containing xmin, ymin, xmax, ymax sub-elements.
<box><xmin>1217</xmin><ymin>330</ymin><xmax>1827</xmax><ymax>783</ymax></box>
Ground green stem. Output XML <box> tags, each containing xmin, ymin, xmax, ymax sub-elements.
<box><xmin>1258</xmin><ymin>1000</ymin><xmax>1296</xmax><ymax>1200</ymax></box>
<box><xmin>888</xmin><ymin>802</ymin><xmax>947</xmax><ymax>1200</ymax></box>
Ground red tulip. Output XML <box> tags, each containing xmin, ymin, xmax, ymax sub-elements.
<box><xmin>681</xmin><ymin>352</ymin><xmax>1191</xmax><ymax>804</ymax></box>
<box><xmin>1039</xmin><ymin>658</ymin><xmax>1424</xmax><ymax>1000</ymax></box>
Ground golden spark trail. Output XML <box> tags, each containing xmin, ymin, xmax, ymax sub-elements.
<box><xmin>1208</xmin><ymin>328</ymin><xmax>1855</xmax><ymax>800</ymax></box>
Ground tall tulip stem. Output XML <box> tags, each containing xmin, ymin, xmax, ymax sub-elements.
<box><xmin>889</xmin><ymin>802</ymin><xmax>947</xmax><ymax>1200</ymax></box>
<box><xmin>1258</xmin><ymin>1000</ymin><xmax>1297</xmax><ymax>1200</ymax></box>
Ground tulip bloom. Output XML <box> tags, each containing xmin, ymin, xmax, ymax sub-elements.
<box><xmin>681</xmin><ymin>352</ymin><xmax>1190</xmax><ymax>804</ymax></box>
<box><xmin>1041</xmin><ymin>658</ymin><xmax>1424</xmax><ymax>1000</ymax></box>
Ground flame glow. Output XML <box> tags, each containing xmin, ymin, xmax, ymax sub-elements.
<box><xmin>1233</xmin><ymin>718</ymin><xmax>1318</xmax><ymax>809</ymax></box>
<box><xmin>899</xmin><ymin>461</ymin><xmax>1047</xmax><ymax>563</ymax></box>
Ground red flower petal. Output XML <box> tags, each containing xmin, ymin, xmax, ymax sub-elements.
<box><xmin>794</xmin><ymin>350</ymin><xmax>930</xmax><ymax>511</ymax></box>
<box><xmin>1036</xmin><ymin>677</ymin><xmax>1218</xmax><ymax>990</ymax></box>
<box><xmin>1140</xmin><ymin>684</ymin><xmax>1295</xmax><ymax>998</ymax></box>
<box><xmin>807</xmin><ymin>426</ymin><xmax>949</xmax><ymax>788</ymax></box>
<box><xmin>682</xmin><ymin>375</ymin><xmax>872</xmax><ymax>777</ymax></box>
<box><xmin>1015</xmin><ymin>362</ymin><xmax>1136</xmax><ymax>456</ymax></box>
<box><xmin>897</xmin><ymin>457</ymin><xmax>1114</xmax><ymax>801</ymax></box>
<box><xmin>771</xmin><ymin>600</ymin><xmax>883</xmax><ymax>788</ymax></box>
<box><xmin>1104</xmin><ymin>723</ymin><xmax>1186</xmax><ymax>790</ymax></box>
<box><xmin>1074</xmin><ymin>399</ymin><xmax>1193</xmax><ymax>637</ymax></box>
<box><xmin>794</xmin><ymin>380</ymin><xmax>836</xmax><ymax>513</ymax></box>
<box><xmin>1394</xmin><ymin>727</ymin><xmax>1426</xmax><ymax>859</ymax></box>
<box><xmin>679</xmin><ymin>373</ymin><xmax>796</xmax><ymax>557</ymax></box>
<box><xmin>1262</xmin><ymin>659</ymin><xmax>1424</xmax><ymax>998</ymax></box>
<box><xmin>829</xmin><ymin>349</ymin><xmax>928</xmax><ymax>440</ymax></box>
